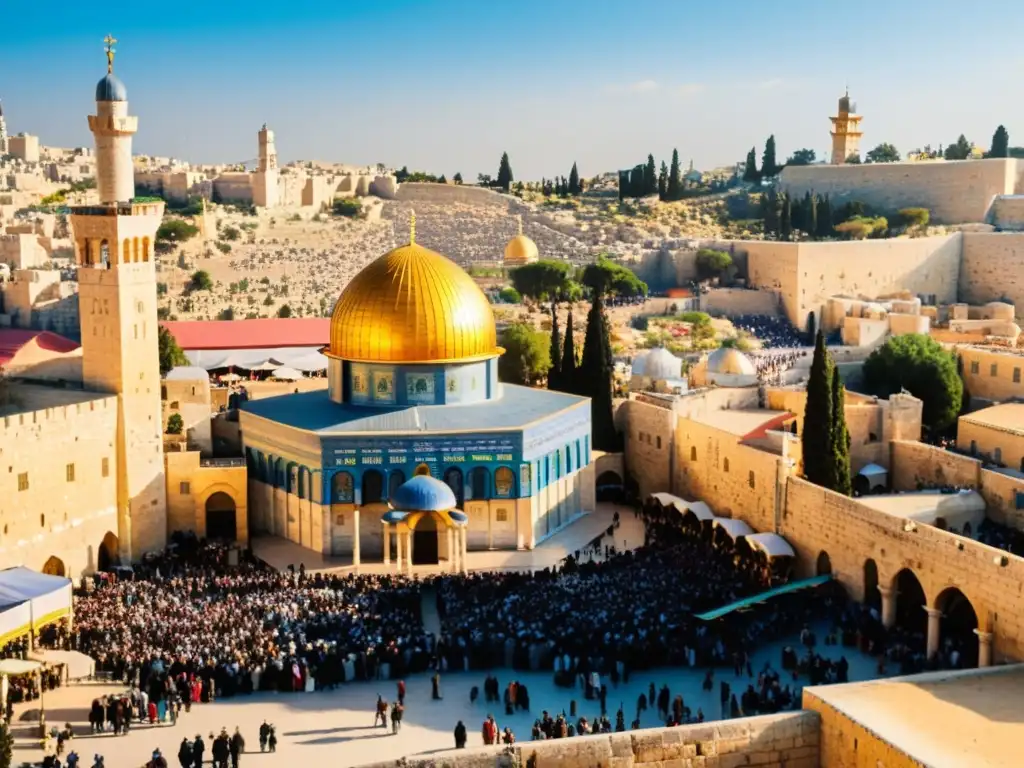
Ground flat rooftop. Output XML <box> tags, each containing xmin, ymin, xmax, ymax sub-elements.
<box><xmin>691</xmin><ymin>408</ymin><xmax>790</xmax><ymax>439</ymax></box>
<box><xmin>1</xmin><ymin>383</ymin><xmax>113</xmax><ymax>418</ymax></box>
<box><xmin>857</xmin><ymin>490</ymin><xmax>985</xmax><ymax>522</ymax></box>
<box><xmin>804</xmin><ymin>665</ymin><xmax>1024</xmax><ymax>768</ymax></box>
<box><xmin>960</xmin><ymin>403</ymin><xmax>1024</xmax><ymax>435</ymax></box>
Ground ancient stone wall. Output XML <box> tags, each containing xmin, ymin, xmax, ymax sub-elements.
<box><xmin>959</xmin><ymin>232</ymin><xmax>1024</xmax><ymax>314</ymax></box>
<box><xmin>992</xmin><ymin>195</ymin><xmax>1024</xmax><ymax>231</ymax></box>
<box><xmin>703</xmin><ymin>287</ymin><xmax>781</xmax><ymax>317</ymax></box>
<box><xmin>957</xmin><ymin>418</ymin><xmax>1024</xmax><ymax>472</ymax></box>
<box><xmin>779</xmin><ymin>158</ymin><xmax>1019</xmax><ymax>224</ymax></box>
<box><xmin>396</xmin><ymin>182</ymin><xmax>512</xmax><ymax>208</ymax></box>
<box><xmin>782</xmin><ymin>477</ymin><xmax>1024</xmax><ymax>661</ymax></box>
<box><xmin>979</xmin><ymin>467</ymin><xmax>1024</xmax><ymax>530</ymax></box>
<box><xmin>743</xmin><ymin>241</ymin><xmax>801</xmax><ymax>327</ymax></box>
<box><xmin>889</xmin><ymin>440</ymin><xmax>981</xmax><ymax>492</ymax></box>
<box><xmin>622</xmin><ymin>399</ymin><xmax>675</xmax><ymax>498</ymax></box>
<box><xmin>352</xmin><ymin>711</ymin><xmax>820</xmax><ymax>768</ymax></box>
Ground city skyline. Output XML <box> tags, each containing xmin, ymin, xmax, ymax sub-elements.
<box><xmin>2</xmin><ymin>0</ymin><xmax>1023</xmax><ymax>179</ymax></box>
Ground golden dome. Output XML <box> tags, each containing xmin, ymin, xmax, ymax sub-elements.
<box><xmin>329</xmin><ymin>241</ymin><xmax>500</xmax><ymax>364</ymax></box>
<box><xmin>503</xmin><ymin>215</ymin><xmax>538</xmax><ymax>266</ymax></box>
<box><xmin>707</xmin><ymin>347</ymin><xmax>756</xmax><ymax>376</ymax></box>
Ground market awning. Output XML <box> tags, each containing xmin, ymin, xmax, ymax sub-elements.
<box><xmin>745</xmin><ymin>532</ymin><xmax>796</xmax><ymax>558</ymax></box>
<box><xmin>0</xmin><ymin>567</ymin><xmax>73</xmax><ymax>630</ymax></box>
<box><xmin>695</xmin><ymin>575</ymin><xmax>832</xmax><ymax>621</ymax></box>
<box><xmin>0</xmin><ymin>602</ymin><xmax>32</xmax><ymax>646</ymax></box>
<box><xmin>647</xmin><ymin>493</ymin><xmax>714</xmax><ymax>521</ymax></box>
<box><xmin>27</xmin><ymin>650</ymin><xmax>95</xmax><ymax>680</ymax></box>
<box><xmin>713</xmin><ymin>517</ymin><xmax>754</xmax><ymax>540</ymax></box>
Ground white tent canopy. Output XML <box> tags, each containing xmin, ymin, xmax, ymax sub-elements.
<box><xmin>858</xmin><ymin>463</ymin><xmax>887</xmax><ymax>477</ymax></box>
<box><xmin>271</xmin><ymin>366</ymin><xmax>302</xmax><ymax>381</ymax></box>
<box><xmin>745</xmin><ymin>532</ymin><xmax>796</xmax><ymax>558</ymax></box>
<box><xmin>0</xmin><ymin>659</ymin><xmax>42</xmax><ymax>676</ymax></box>
<box><xmin>187</xmin><ymin>346</ymin><xmax>328</xmax><ymax>372</ymax></box>
<box><xmin>0</xmin><ymin>567</ymin><xmax>73</xmax><ymax>634</ymax></box>
<box><xmin>0</xmin><ymin>601</ymin><xmax>31</xmax><ymax>645</ymax></box>
<box><xmin>713</xmin><ymin>517</ymin><xmax>754</xmax><ymax>540</ymax></box>
<box><xmin>28</xmin><ymin>649</ymin><xmax>95</xmax><ymax>680</ymax></box>
<box><xmin>648</xmin><ymin>493</ymin><xmax>714</xmax><ymax>521</ymax></box>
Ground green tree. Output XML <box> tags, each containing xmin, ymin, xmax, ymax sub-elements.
<box><xmin>990</xmin><ymin>125</ymin><xmax>1010</xmax><ymax>158</ymax></box>
<box><xmin>560</xmin><ymin>309</ymin><xmax>578</xmax><ymax>394</ymax></box>
<box><xmin>438</xmin><ymin>174</ymin><xmax>447</xmax><ymax>184</ymax></box>
<box><xmin>645</xmin><ymin>154</ymin><xmax>657</xmax><ymax>195</ymax></box>
<box><xmin>787</xmin><ymin>148</ymin><xmax>816</xmax><ymax>166</ymax></box>
<box><xmin>548</xmin><ymin>305</ymin><xmax>562</xmax><ymax>391</ymax></box>
<box><xmin>277</xmin><ymin>304</ymin><xmax>293</xmax><ymax>318</ymax></box>
<box><xmin>498</xmin><ymin>286</ymin><xmax>521</xmax><ymax>303</ymax></box>
<box><xmin>862</xmin><ymin>334</ymin><xmax>962</xmax><ymax>435</ymax></box>
<box><xmin>453</xmin><ymin>172</ymin><xmax>463</xmax><ymax>184</ymax></box>
<box><xmin>944</xmin><ymin>135</ymin><xmax>972</xmax><ymax>160</ymax></box>
<box><xmin>579</xmin><ymin>294</ymin><xmax>617</xmax><ymax>450</ymax></box>
<box><xmin>806</xmin><ymin>193</ymin><xmax>818</xmax><ymax>237</ymax></box>
<box><xmin>668</xmin><ymin>148</ymin><xmax>682</xmax><ymax>199</ymax></box>
<box><xmin>817</xmin><ymin>196</ymin><xmax>834</xmax><ymax>238</ymax></box>
<box><xmin>166</xmin><ymin>413</ymin><xmax>184</xmax><ymax>435</ymax></box>
<box><xmin>845</xmin><ymin>153</ymin><xmax>862</xmax><ymax>164</ymax></box>
<box><xmin>155</xmin><ymin>219</ymin><xmax>199</xmax><ymax>252</ymax></box>
<box><xmin>498</xmin><ymin>322</ymin><xmax>551</xmax><ymax>386</ymax></box>
<box><xmin>497</xmin><ymin>152</ymin><xmax>514</xmax><ymax>191</ymax></box>
<box><xmin>695</xmin><ymin>249</ymin><xmax>733</xmax><ymax>280</ymax></box>
<box><xmin>761</xmin><ymin>135</ymin><xmax>779</xmax><ymax>177</ymax></box>
<box><xmin>0</xmin><ymin>718</ymin><xmax>13</xmax><ymax>768</ymax></box>
<box><xmin>743</xmin><ymin>147</ymin><xmax>759</xmax><ymax>182</ymax></box>
<box><xmin>333</xmin><ymin>198</ymin><xmax>362</xmax><ymax>217</ymax></box>
<box><xmin>510</xmin><ymin>260</ymin><xmax>577</xmax><ymax>303</ymax></box>
<box><xmin>829</xmin><ymin>365</ymin><xmax>852</xmax><ymax>495</ymax></box>
<box><xmin>865</xmin><ymin>143</ymin><xmax>900</xmax><ymax>163</ymax></box>
<box><xmin>657</xmin><ymin>161</ymin><xmax>668</xmax><ymax>200</ymax></box>
<box><xmin>190</xmin><ymin>270</ymin><xmax>213</xmax><ymax>291</ymax></box>
<box><xmin>568</xmin><ymin>162</ymin><xmax>580</xmax><ymax>195</ymax></box>
<box><xmin>802</xmin><ymin>330</ymin><xmax>834</xmax><ymax>487</ymax></box>
<box><xmin>897</xmin><ymin>207</ymin><xmax>930</xmax><ymax>230</ymax></box>
<box><xmin>780</xmin><ymin>196</ymin><xmax>793</xmax><ymax>240</ymax></box>
<box><xmin>580</xmin><ymin>256</ymin><xmax>648</xmax><ymax>298</ymax></box>
<box><xmin>217</xmin><ymin>306</ymin><xmax>235</xmax><ymax>320</ymax></box>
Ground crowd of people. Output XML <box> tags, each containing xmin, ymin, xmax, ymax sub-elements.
<box><xmin>752</xmin><ymin>348</ymin><xmax>804</xmax><ymax>385</ymax></box>
<box><xmin>732</xmin><ymin>314</ymin><xmax>806</xmax><ymax>350</ymax></box>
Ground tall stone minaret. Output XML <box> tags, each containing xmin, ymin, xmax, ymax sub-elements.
<box><xmin>830</xmin><ymin>89</ymin><xmax>863</xmax><ymax>165</ymax></box>
<box><xmin>253</xmin><ymin>123</ymin><xmax>279</xmax><ymax>208</ymax></box>
<box><xmin>70</xmin><ymin>35</ymin><xmax>167</xmax><ymax>561</ymax></box>
<box><xmin>0</xmin><ymin>100</ymin><xmax>8</xmax><ymax>155</ymax></box>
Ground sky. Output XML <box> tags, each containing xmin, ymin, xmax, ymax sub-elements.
<box><xmin>2</xmin><ymin>0</ymin><xmax>1023</xmax><ymax>180</ymax></box>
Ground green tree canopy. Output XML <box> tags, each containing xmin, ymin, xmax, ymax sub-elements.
<box><xmin>668</xmin><ymin>148</ymin><xmax>682</xmax><ymax>199</ymax></box>
<box><xmin>509</xmin><ymin>260</ymin><xmax>578</xmax><ymax>303</ymax></box>
<box><xmin>333</xmin><ymin>198</ymin><xmax>362</xmax><ymax>217</ymax></box>
<box><xmin>579</xmin><ymin>294</ymin><xmax>617</xmax><ymax>449</ymax></box>
<box><xmin>155</xmin><ymin>219</ymin><xmax>199</xmax><ymax>252</ymax></box>
<box><xmin>786</xmin><ymin>148</ymin><xmax>816</xmax><ymax>166</ymax></box>
<box><xmin>498</xmin><ymin>323</ymin><xmax>551</xmax><ymax>386</ymax></box>
<box><xmin>158</xmin><ymin>325</ymin><xmax>188</xmax><ymax>375</ymax></box>
<box><xmin>190</xmin><ymin>270</ymin><xmax>213</xmax><ymax>291</ymax></box>
<box><xmin>497</xmin><ymin>286</ymin><xmax>521</xmax><ymax>303</ymax></box>
<box><xmin>568</xmin><ymin>162</ymin><xmax>580</xmax><ymax>195</ymax></box>
<box><xmin>845</xmin><ymin>153</ymin><xmax>862</xmax><ymax>164</ymax></box>
<box><xmin>944</xmin><ymin>135</ymin><xmax>972</xmax><ymax>160</ymax></box>
<box><xmin>743</xmin><ymin>147</ymin><xmax>759</xmax><ymax>182</ymax></box>
<box><xmin>580</xmin><ymin>256</ymin><xmax>648</xmax><ymax>298</ymax></box>
<box><xmin>802</xmin><ymin>330</ymin><xmax>834</xmax><ymax>487</ymax></box>
<box><xmin>990</xmin><ymin>125</ymin><xmax>1010</xmax><ymax>158</ymax></box>
<box><xmin>166</xmin><ymin>412</ymin><xmax>184</xmax><ymax>435</ymax></box>
<box><xmin>862</xmin><ymin>334</ymin><xmax>962</xmax><ymax>434</ymax></box>
<box><xmin>497</xmin><ymin>152</ymin><xmax>514</xmax><ymax>191</ymax></box>
<box><xmin>761</xmin><ymin>135</ymin><xmax>779</xmax><ymax>177</ymax></box>
<box><xmin>548</xmin><ymin>305</ymin><xmax>562</xmax><ymax>391</ymax></box>
<box><xmin>830</xmin><ymin>365</ymin><xmax>852</xmax><ymax>495</ymax></box>
<box><xmin>695</xmin><ymin>249</ymin><xmax>733</xmax><ymax>280</ymax></box>
<box><xmin>865</xmin><ymin>143</ymin><xmax>900</xmax><ymax>163</ymax></box>
<box><xmin>277</xmin><ymin>304</ymin><xmax>293</xmax><ymax>318</ymax></box>
<box><xmin>453</xmin><ymin>172</ymin><xmax>463</xmax><ymax>184</ymax></box>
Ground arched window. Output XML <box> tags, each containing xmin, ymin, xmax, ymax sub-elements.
<box><xmin>274</xmin><ymin>458</ymin><xmax>286</xmax><ymax>488</ymax></box>
<box><xmin>142</xmin><ymin>237</ymin><xmax>151</xmax><ymax>262</ymax></box>
<box><xmin>331</xmin><ymin>472</ymin><xmax>354</xmax><ymax>503</ymax></box>
<box><xmin>690</xmin><ymin>446</ymin><xmax>697</xmax><ymax>461</ymax></box>
<box><xmin>298</xmin><ymin>468</ymin><xmax>308</xmax><ymax>500</ymax></box>
<box><xmin>554</xmin><ymin>451</ymin><xmax>561</xmax><ymax>479</ymax></box>
<box><xmin>468</xmin><ymin>467</ymin><xmax>489</xmax><ymax>500</ymax></box>
<box><xmin>444</xmin><ymin>467</ymin><xmax>464</xmax><ymax>508</ymax></box>
<box><xmin>723</xmin><ymin>457</ymin><xmax>730</xmax><ymax>472</ymax></box>
<box><xmin>494</xmin><ymin>467</ymin><xmax>516</xmax><ymax>498</ymax></box>
<box><xmin>133</xmin><ymin>238</ymin><xmax>140</xmax><ymax>262</ymax></box>
<box><xmin>100</xmin><ymin>239</ymin><xmax>110</xmax><ymax>267</ymax></box>
<box><xmin>362</xmin><ymin>470</ymin><xmax>384</xmax><ymax>504</ymax></box>
<box><xmin>388</xmin><ymin>470</ymin><xmax>406</xmax><ymax>498</ymax></box>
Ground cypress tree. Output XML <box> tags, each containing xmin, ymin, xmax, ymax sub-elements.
<box><xmin>762</xmin><ymin>135</ymin><xmax>778</xmax><ymax>177</ymax></box>
<box><xmin>561</xmin><ymin>309</ymin><xmax>578</xmax><ymax>394</ymax></box>
<box><xmin>497</xmin><ymin>152</ymin><xmax>514</xmax><ymax>191</ymax></box>
<box><xmin>802</xmin><ymin>330</ymin><xmax>834</xmax><ymax>486</ymax></box>
<box><xmin>780</xmin><ymin>196</ymin><xmax>793</xmax><ymax>241</ymax></box>
<box><xmin>581</xmin><ymin>294</ymin><xmax>617</xmax><ymax>450</ymax></box>
<box><xmin>807</xmin><ymin>193</ymin><xmax>818</xmax><ymax>239</ymax></box>
<box><xmin>568</xmin><ymin>162</ymin><xmax>580</xmax><ymax>195</ymax></box>
<box><xmin>645</xmin><ymin>154</ymin><xmax>657</xmax><ymax>195</ymax></box>
<box><xmin>658</xmin><ymin>161</ymin><xmax>668</xmax><ymax>200</ymax></box>
<box><xmin>990</xmin><ymin>125</ymin><xmax>1010</xmax><ymax>158</ymax></box>
<box><xmin>548</xmin><ymin>304</ymin><xmax>562</xmax><ymax>391</ymax></box>
<box><xmin>829</xmin><ymin>365</ymin><xmax>852</xmax><ymax>495</ymax></box>
<box><xmin>743</xmin><ymin>147</ymin><xmax>759</xmax><ymax>182</ymax></box>
<box><xmin>668</xmin><ymin>148</ymin><xmax>682</xmax><ymax>199</ymax></box>
<box><xmin>816</xmin><ymin>195</ymin><xmax>833</xmax><ymax>238</ymax></box>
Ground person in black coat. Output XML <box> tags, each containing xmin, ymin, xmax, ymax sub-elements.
<box><xmin>229</xmin><ymin>728</ymin><xmax>245</xmax><ymax>768</ymax></box>
<box><xmin>177</xmin><ymin>738</ymin><xmax>192</xmax><ymax>768</ymax></box>
<box><xmin>191</xmin><ymin>735</ymin><xmax>205</xmax><ymax>768</ymax></box>
<box><xmin>454</xmin><ymin>720</ymin><xmax>467</xmax><ymax>749</ymax></box>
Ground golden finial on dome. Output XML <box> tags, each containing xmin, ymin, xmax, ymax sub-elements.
<box><xmin>409</xmin><ymin>209</ymin><xmax>416</xmax><ymax>245</ymax></box>
<box><xmin>104</xmin><ymin>34</ymin><xmax>118</xmax><ymax>75</ymax></box>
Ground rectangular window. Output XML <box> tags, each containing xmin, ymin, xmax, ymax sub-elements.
<box><xmin>656</xmin><ymin>436</ymin><xmax>662</xmax><ymax>449</ymax></box>
<box><xmin>970</xmin><ymin>361</ymin><xmax>979</xmax><ymax>375</ymax></box>
<box><xmin>179</xmin><ymin>481</ymin><xmax>190</xmax><ymax>495</ymax></box>
<box><xmin>66</xmin><ymin>463</ymin><xmax>75</xmax><ymax>482</ymax></box>
<box><xmin>336</xmin><ymin>513</ymin><xmax>345</xmax><ymax>526</ymax></box>
<box><xmin>101</xmin><ymin>457</ymin><xmax>110</xmax><ymax>477</ymax></box>
<box><xmin>991</xmin><ymin>364</ymin><xmax>998</xmax><ymax>377</ymax></box>
<box><xmin>748</xmin><ymin>471</ymin><xmax>755</xmax><ymax>489</ymax></box>
<box><xmin>1015</xmin><ymin>368</ymin><xmax>1021</xmax><ymax>384</ymax></box>
<box><xmin>17</xmin><ymin>472</ymin><xmax>29</xmax><ymax>492</ymax></box>
<box><xmin>495</xmin><ymin>508</ymin><xmax>509</xmax><ymax>522</ymax></box>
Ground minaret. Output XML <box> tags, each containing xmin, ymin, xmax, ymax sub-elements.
<box><xmin>830</xmin><ymin>89</ymin><xmax>863</xmax><ymax>165</ymax></box>
<box><xmin>70</xmin><ymin>35</ymin><xmax>167</xmax><ymax>561</ymax></box>
<box><xmin>0</xmin><ymin>100</ymin><xmax>8</xmax><ymax>155</ymax></box>
<box><xmin>253</xmin><ymin>123</ymin><xmax>279</xmax><ymax>208</ymax></box>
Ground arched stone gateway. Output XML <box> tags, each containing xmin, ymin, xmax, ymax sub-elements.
<box><xmin>206</xmin><ymin>492</ymin><xmax>238</xmax><ymax>541</ymax></box>
<box><xmin>42</xmin><ymin>556</ymin><xmax>66</xmax><ymax>577</ymax></box>
<box><xmin>98</xmin><ymin>532</ymin><xmax>120</xmax><ymax>571</ymax></box>
<box><xmin>894</xmin><ymin>568</ymin><xmax>927</xmax><ymax>636</ymax></box>
<box><xmin>935</xmin><ymin>587</ymin><xmax>979</xmax><ymax>668</ymax></box>
<box><xmin>863</xmin><ymin>559</ymin><xmax>880</xmax><ymax>610</ymax></box>
<box><xmin>596</xmin><ymin>471</ymin><xmax>625</xmax><ymax>503</ymax></box>
<box><xmin>816</xmin><ymin>551</ymin><xmax>833</xmax><ymax>577</ymax></box>
<box><xmin>412</xmin><ymin>513</ymin><xmax>439</xmax><ymax>566</ymax></box>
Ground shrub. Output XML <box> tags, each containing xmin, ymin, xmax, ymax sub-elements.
<box><xmin>190</xmin><ymin>270</ymin><xmax>213</xmax><ymax>291</ymax></box>
<box><xmin>221</xmin><ymin>226</ymin><xmax>241</xmax><ymax>241</ymax></box>
<box><xmin>333</xmin><ymin>198</ymin><xmax>363</xmax><ymax>217</ymax></box>
<box><xmin>166</xmin><ymin>413</ymin><xmax>184</xmax><ymax>435</ymax></box>
<box><xmin>215</xmin><ymin>241</ymin><xmax>232</xmax><ymax>254</ymax></box>
<box><xmin>695</xmin><ymin>249</ymin><xmax>733</xmax><ymax>280</ymax></box>
<box><xmin>277</xmin><ymin>304</ymin><xmax>293</xmax><ymax>318</ymax></box>
<box><xmin>897</xmin><ymin>207</ymin><xmax>930</xmax><ymax>229</ymax></box>
<box><xmin>498</xmin><ymin>286</ymin><xmax>522</xmax><ymax>303</ymax></box>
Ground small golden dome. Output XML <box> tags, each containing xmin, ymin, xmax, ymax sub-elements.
<box><xmin>707</xmin><ymin>347</ymin><xmax>756</xmax><ymax>376</ymax></box>
<box><xmin>504</xmin><ymin>234</ymin><xmax>539</xmax><ymax>266</ymax></box>
<box><xmin>329</xmin><ymin>242</ymin><xmax>500</xmax><ymax>364</ymax></box>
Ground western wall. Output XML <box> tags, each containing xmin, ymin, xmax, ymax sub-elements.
<box><xmin>779</xmin><ymin>157</ymin><xmax>1024</xmax><ymax>224</ymax></box>
<box><xmin>959</xmin><ymin>231</ymin><xmax>1024</xmax><ymax>308</ymax></box>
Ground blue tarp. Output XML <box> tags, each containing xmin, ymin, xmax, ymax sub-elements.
<box><xmin>0</xmin><ymin>567</ymin><xmax>71</xmax><ymax>603</ymax></box>
<box><xmin>694</xmin><ymin>574</ymin><xmax>832</xmax><ymax>621</ymax></box>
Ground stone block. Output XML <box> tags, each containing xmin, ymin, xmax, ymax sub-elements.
<box><xmin>699</xmin><ymin>741</ymin><xmax>718</xmax><ymax>758</ymax></box>
<box><xmin>717</xmin><ymin>754</ymin><xmax>751</xmax><ymax>768</ymax></box>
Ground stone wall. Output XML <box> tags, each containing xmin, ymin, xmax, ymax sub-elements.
<box><xmin>703</xmin><ymin>287</ymin><xmax>781</xmax><ymax>317</ymax></box>
<box><xmin>622</xmin><ymin>399</ymin><xmax>676</xmax><ymax>498</ymax></box>
<box><xmin>957</xmin><ymin>417</ymin><xmax>1024</xmax><ymax>472</ymax></box>
<box><xmin>782</xmin><ymin>477</ymin><xmax>1024</xmax><ymax>661</ymax></box>
<box><xmin>889</xmin><ymin>440</ymin><xmax>981</xmax><ymax>492</ymax></box>
<box><xmin>959</xmin><ymin>232</ymin><xmax>1024</xmax><ymax>314</ymax></box>
<box><xmin>352</xmin><ymin>711</ymin><xmax>820</xmax><ymax>768</ymax></box>
<box><xmin>992</xmin><ymin>195</ymin><xmax>1024</xmax><ymax>231</ymax></box>
<box><xmin>956</xmin><ymin>347</ymin><xmax>1024</xmax><ymax>403</ymax></box>
<box><xmin>979</xmin><ymin>467</ymin><xmax>1024</xmax><ymax>530</ymax></box>
<box><xmin>779</xmin><ymin>158</ymin><xmax>1020</xmax><ymax>224</ymax></box>
<box><xmin>396</xmin><ymin>182</ymin><xmax>512</xmax><ymax>208</ymax></box>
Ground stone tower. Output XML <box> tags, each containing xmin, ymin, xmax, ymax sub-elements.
<box><xmin>69</xmin><ymin>36</ymin><xmax>167</xmax><ymax>561</ymax></box>
<box><xmin>830</xmin><ymin>90</ymin><xmax>863</xmax><ymax>165</ymax></box>
<box><xmin>0</xmin><ymin>100</ymin><xmax>8</xmax><ymax>154</ymax></box>
<box><xmin>253</xmin><ymin>123</ymin><xmax>279</xmax><ymax>208</ymax></box>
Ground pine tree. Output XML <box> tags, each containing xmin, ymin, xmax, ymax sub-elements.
<box><xmin>548</xmin><ymin>304</ymin><xmax>562</xmax><ymax>391</ymax></box>
<box><xmin>802</xmin><ymin>330</ymin><xmax>834</xmax><ymax>487</ymax></box>
<box><xmin>568</xmin><ymin>162</ymin><xmax>580</xmax><ymax>195</ymax></box>
<box><xmin>762</xmin><ymin>190</ymin><xmax>780</xmax><ymax>237</ymax></box>
<box><xmin>581</xmin><ymin>294</ymin><xmax>617</xmax><ymax>450</ymax></box>
<box><xmin>807</xmin><ymin>193</ymin><xmax>818</xmax><ymax>239</ymax></box>
<box><xmin>829</xmin><ymin>365</ymin><xmax>852</xmax><ymax>495</ymax></box>
<box><xmin>561</xmin><ymin>309</ymin><xmax>578</xmax><ymax>394</ymax></box>
<box><xmin>668</xmin><ymin>148</ymin><xmax>682</xmax><ymax>200</ymax></box>
<box><xmin>497</xmin><ymin>152</ymin><xmax>514</xmax><ymax>191</ymax></box>
<box><xmin>645</xmin><ymin>154</ymin><xmax>657</xmax><ymax>195</ymax></box>
<box><xmin>816</xmin><ymin>195</ymin><xmax>833</xmax><ymax>239</ymax></box>
<box><xmin>743</xmin><ymin>147</ymin><xmax>759</xmax><ymax>182</ymax></box>
<box><xmin>780</xmin><ymin>196</ymin><xmax>793</xmax><ymax>240</ymax></box>
<box><xmin>762</xmin><ymin>135</ymin><xmax>778</xmax><ymax>177</ymax></box>
<box><xmin>658</xmin><ymin>161</ymin><xmax>668</xmax><ymax>200</ymax></box>
<box><xmin>990</xmin><ymin>125</ymin><xmax>1010</xmax><ymax>158</ymax></box>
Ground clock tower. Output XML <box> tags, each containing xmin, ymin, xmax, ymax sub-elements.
<box><xmin>70</xmin><ymin>35</ymin><xmax>167</xmax><ymax>560</ymax></box>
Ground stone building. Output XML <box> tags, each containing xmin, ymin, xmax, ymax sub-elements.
<box><xmin>8</xmin><ymin>133</ymin><xmax>40</xmax><ymax>164</ymax></box>
<box><xmin>957</xmin><ymin>402</ymin><xmax>1024</xmax><ymax>472</ymax></box>
<box><xmin>957</xmin><ymin>345</ymin><xmax>1024</xmax><ymax>403</ymax></box>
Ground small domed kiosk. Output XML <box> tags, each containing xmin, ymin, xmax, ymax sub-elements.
<box><xmin>383</xmin><ymin>475</ymin><xmax>468</xmax><ymax>573</ymax></box>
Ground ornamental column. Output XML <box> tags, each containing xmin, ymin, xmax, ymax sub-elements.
<box><xmin>975</xmin><ymin>629</ymin><xmax>993</xmax><ymax>668</ymax></box>
<box><xmin>395</xmin><ymin>529</ymin><xmax>404</xmax><ymax>572</ymax></box>
<box><xmin>352</xmin><ymin>508</ymin><xmax>361</xmax><ymax>568</ymax></box>
<box><xmin>924</xmin><ymin>607</ymin><xmax>942</xmax><ymax>659</ymax></box>
<box><xmin>405</xmin><ymin>532</ymin><xmax>414</xmax><ymax>577</ymax></box>
<box><xmin>878</xmin><ymin>586</ymin><xmax>896</xmax><ymax>629</ymax></box>
<box><xmin>447</xmin><ymin>527</ymin><xmax>456</xmax><ymax>573</ymax></box>
<box><xmin>382</xmin><ymin>523</ymin><xmax>391</xmax><ymax>565</ymax></box>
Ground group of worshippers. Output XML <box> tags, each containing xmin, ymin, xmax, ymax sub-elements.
<box><xmin>175</xmin><ymin>727</ymin><xmax>246</xmax><ymax>768</ymax></box>
<box><xmin>731</xmin><ymin>314</ymin><xmax>807</xmax><ymax>349</ymax></box>
<box><xmin>1</xmin><ymin>629</ymin><xmax>67</xmax><ymax>721</ymax></box>
<box><xmin>751</xmin><ymin>348</ymin><xmax>804</xmax><ymax>385</ymax></box>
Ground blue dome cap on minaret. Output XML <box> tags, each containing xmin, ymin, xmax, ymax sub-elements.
<box><xmin>95</xmin><ymin>74</ymin><xmax>127</xmax><ymax>102</ymax></box>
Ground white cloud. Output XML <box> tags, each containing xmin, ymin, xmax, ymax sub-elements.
<box><xmin>630</xmin><ymin>79</ymin><xmax>660</xmax><ymax>93</ymax></box>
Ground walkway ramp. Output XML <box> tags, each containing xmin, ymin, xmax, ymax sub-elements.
<box><xmin>694</xmin><ymin>574</ymin><xmax>832</xmax><ymax>621</ymax></box>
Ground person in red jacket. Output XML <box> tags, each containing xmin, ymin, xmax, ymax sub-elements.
<box><xmin>481</xmin><ymin>715</ymin><xmax>498</xmax><ymax>745</ymax></box>
<box><xmin>396</xmin><ymin>680</ymin><xmax>406</xmax><ymax>706</ymax></box>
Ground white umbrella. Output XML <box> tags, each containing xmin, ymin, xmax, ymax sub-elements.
<box><xmin>272</xmin><ymin>366</ymin><xmax>302</xmax><ymax>381</ymax></box>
